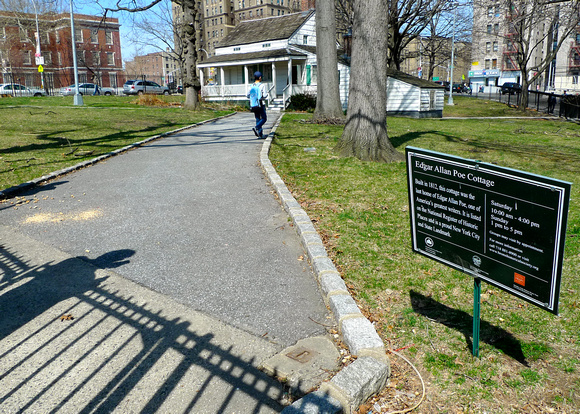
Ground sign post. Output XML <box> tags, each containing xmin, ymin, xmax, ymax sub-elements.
<box><xmin>406</xmin><ymin>147</ymin><xmax>571</xmax><ymax>355</ymax></box>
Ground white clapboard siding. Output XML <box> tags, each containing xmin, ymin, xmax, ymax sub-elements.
<box><xmin>386</xmin><ymin>78</ymin><xmax>421</xmax><ymax>112</ymax></box>
<box><xmin>289</xmin><ymin>17</ymin><xmax>316</xmax><ymax>46</ymax></box>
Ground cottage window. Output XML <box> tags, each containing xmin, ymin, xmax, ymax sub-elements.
<box><xmin>303</xmin><ymin>35</ymin><xmax>308</xmax><ymax>44</ymax></box>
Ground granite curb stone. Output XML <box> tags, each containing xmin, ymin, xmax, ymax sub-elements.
<box><xmin>262</xmin><ymin>115</ymin><xmax>390</xmax><ymax>413</ymax></box>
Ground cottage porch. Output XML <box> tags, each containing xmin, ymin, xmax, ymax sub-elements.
<box><xmin>197</xmin><ymin>50</ymin><xmax>316</xmax><ymax>108</ymax></box>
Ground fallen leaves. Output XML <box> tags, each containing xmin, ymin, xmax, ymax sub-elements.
<box><xmin>59</xmin><ymin>314</ymin><xmax>74</xmax><ymax>321</ymax></box>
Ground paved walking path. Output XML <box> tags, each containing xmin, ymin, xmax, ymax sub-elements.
<box><xmin>0</xmin><ymin>112</ymin><xmax>333</xmax><ymax>413</ymax></box>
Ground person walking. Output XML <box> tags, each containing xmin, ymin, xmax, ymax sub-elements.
<box><xmin>247</xmin><ymin>71</ymin><xmax>268</xmax><ymax>139</ymax></box>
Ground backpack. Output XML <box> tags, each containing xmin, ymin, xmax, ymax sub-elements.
<box><xmin>249</xmin><ymin>83</ymin><xmax>262</xmax><ymax>108</ymax></box>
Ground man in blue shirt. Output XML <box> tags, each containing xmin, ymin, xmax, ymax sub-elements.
<box><xmin>247</xmin><ymin>71</ymin><xmax>268</xmax><ymax>139</ymax></box>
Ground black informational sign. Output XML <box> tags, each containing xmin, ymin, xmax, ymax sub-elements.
<box><xmin>406</xmin><ymin>147</ymin><xmax>571</xmax><ymax>314</ymax></box>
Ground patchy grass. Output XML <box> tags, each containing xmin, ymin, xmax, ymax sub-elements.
<box><xmin>270</xmin><ymin>96</ymin><xmax>580</xmax><ymax>413</ymax></box>
<box><xmin>0</xmin><ymin>96</ymin><xmax>233</xmax><ymax>190</ymax></box>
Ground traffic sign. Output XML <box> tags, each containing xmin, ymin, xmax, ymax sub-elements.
<box><xmin>38</xmin><ymin>65</ymin><xmax>44</xmax><ymax>73</ymax></box>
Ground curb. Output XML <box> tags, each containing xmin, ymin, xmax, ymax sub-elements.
<box><xmin>260</xmin><ymin>115</ymin><xmax>390</xmax><ymax>414</ymax></box>
<box><xmin>0</xmin><ymin>112</ymin><xmax>237</xmax><ymax>200</ymax></box>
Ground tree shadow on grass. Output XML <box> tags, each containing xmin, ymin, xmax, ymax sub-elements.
<box><xmin>410</xmin><ymin>290</ymin><xmax>528</xmax><ymax>365</ymax></box>
<box><xmin>389</xmin><ymin>130</ymin><xmax>465</xmax><ymax>148</ymax></box>
<box><xmin>0</xmin><ymin>122</ymin><xmax>180</xmax><ymax>156</ymax></box>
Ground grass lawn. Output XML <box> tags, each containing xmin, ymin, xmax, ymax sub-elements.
<box><xmin>0</xmin><ymin>95</ymin><xmax>234</xmax><ymax>190</ymax></box>
<box><xmin>270</xmin><ymin>95</ymin><xmax>580</xmax><ymax>413</ymax></box>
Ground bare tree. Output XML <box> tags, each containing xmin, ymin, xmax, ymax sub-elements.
<box><xmin>313</xmin><ymin>0</ymin><xmax>345</xmax><ymax>121</ymax></box>
<box><xmin>101</xmin><ymin>0</ymin><xmax>202</xmax><ymax>110</ymax></box>
<box><xmin>127</xmin><ymin>0</ymin><xmax>185</xmax><ymax>89</ymax></box>
<box><xmin>336</xmin><ymin>0</ymin><xmax>403</xmax><ymax>162</ymax></box>
<box><xmin>387</xmin><ymin>0</ymin><xmax>447</xmax><ymax>70</ymax></box>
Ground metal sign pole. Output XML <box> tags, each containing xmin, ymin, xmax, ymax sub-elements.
<box><xmin>473</xmin><ymin>277</ymin><xmax>481</xmax><ymax>357</ymax></box>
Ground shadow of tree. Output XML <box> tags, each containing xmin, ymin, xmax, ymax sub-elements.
<box><xmin>409</xmin><ymin>290</ymin><xmax>528</xmax><ymax>365</ymax></box>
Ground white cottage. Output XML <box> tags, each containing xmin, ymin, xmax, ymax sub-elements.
<box><xmin>387</xmin><ymin>68</ymin><xmax>446</xmax><ymax>118</ymax></box>
<box><xmin>198</xmin><ymin>10</ymin><xmax>444</xmax><ymax>117</ymax></box>
<box><xmin>198</xmin><ymin>10</ymin><xmax>351</xmax><ymax>110</ymax></box>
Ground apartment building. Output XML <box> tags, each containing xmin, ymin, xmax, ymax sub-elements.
<box><xmin>470</xmin><ymin>0</ymin><xmax>580</xmax><ymax>92</ymax></box>
<box><xmin>0</xmin><ymin>11</ymin><xmax>123</xmax><ymax>92</ymax></box>
<box><xmin>124</xmin><ymin>51</ymin><xmax>180</xmax><ymax>86</ymax></box>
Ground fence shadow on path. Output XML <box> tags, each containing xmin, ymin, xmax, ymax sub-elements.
<box><xmin>0</xmin><ymin>245</ymin><xmax>285</xmax><ymax>413</ymax></box>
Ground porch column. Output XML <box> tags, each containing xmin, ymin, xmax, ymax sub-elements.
<box><xmin>287</xmin><ymin>58</ymin><xmax>293</xmax><ymax>97</ymax></box>
<box><xmin>199</xmin><ymin>69</ymin><xmax>205</xmax><ymax>87</ymax></box>
<box><xmin>244</xmin><ymin>65</ymin><xmax>249</xmax><ymax>95</ymax></box>
<box><xmin>220</xmin><ymin>67</ymin><xmax>225</xmax><ymax>97</ymax></box>
<box><xmin>271</xmin><ymin>62</ymin><xmax>277</xmax><ymax>99</ymax></box>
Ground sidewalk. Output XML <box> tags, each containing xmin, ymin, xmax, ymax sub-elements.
<box><xmin>0</xmin><ymin>112</ymin><xmax>336</xmax><ymax>413</ymax></box>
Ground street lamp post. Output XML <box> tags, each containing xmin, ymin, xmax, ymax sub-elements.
<box><xmin>31</xmin><ymin>0</ymin><xmax>45</xmax><ymax>92</ymax></box>
<box><xmin>448</xmin><ymin>2</ymin><xmax>457</xmax><ymax>105</ymax></box>
<box><xmin>69</xmin><ymin>0</ymin><xmax>83</xmax><ymax>106</ymax></box>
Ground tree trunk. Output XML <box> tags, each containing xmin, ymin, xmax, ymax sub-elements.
<box><xmin>336</xmin><ymin>0</ymin><xmax>403</xmax><ymax>162</ymax></box>
<box><xmin>182</xmin><ymin>0</ymin><xmax>201</xmax><ymax>110</ymax></box>
<box><xmin>312</xmin><ymin>0</ymin><xmax>345</xmax><ymax>121</ymax></box>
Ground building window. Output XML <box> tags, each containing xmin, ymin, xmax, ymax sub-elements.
<box><xmin>42</xmin><ymin>51</ymin><xmax>52</xmax><ymax>65</ymax></box>
<box><xmin>487</xmin><ymin>24</ymin><xmax>492</xmax><ymax>34</ymax></box>
<box><xmin>495</xmin><ymin>5</ymin><xmax>500</xmax><ymax>17</ymax></box>
<box><xmin>485</xmin><ymin>59</ymin><xmax>491</xmax><ymax>69</ymax></box>
<box><xmin>492</xmin><ymin>58</ymin><xmax>497</xmax><ymax>69</ymax></box>
<box><xmin>487</xmin><ymin>6</ymin><xmax>493</xmax><ymax>18</ymax></box>
<box><xmin>493</xmin><ymin>23</ymin><xmax>499</xmax><ymax>33</ymax></box>
<box><xmin>55</xmin><ymin>31</ymin><xmax>60</xmax><ymax>43</ymax></box>
<box><xmin>93</xmin><ymin>51</ymin><xmax>100</xmax><ymax>66</ymax></box>
<box><xmin>23</xmin><ymin>50</ymin><xmax>31</xmax><ymax>65</ymax></box>
<box><xmin>20</xmin><ymin>28</ymin><xmax>28</xmax><ymax>42</ymax></box>
<box><xmin>75</xmin><ymin>28</ymin><xmax>82</xmax><ymax>42</ymax></box>
<box><xmin>107</xmin><ymin>52</ymin><xmax>114</xmax><ymax>66</ymax></box>
<box><xmin>57</xmin><ymin>51</ymin><xmax>62</xmax><ymax>65</ymax></box>
<box><xmin>303</xmin><ymin>35</ymin><xmax>308</xmax><ymax>44</ymax></box>
<box><xmin>91</xmin><ymin>29</ymin><xmax>98</xmax><ymax>43</ymax></box>
<box><xmin>486</xmin><ymin>42</ymin><xmax>491</xmax><ymax>53</ymax></box>
<box><xmin>493</xmin><ymin>41</ymin><xmax>498</xmax><ymax>52</ymax></box>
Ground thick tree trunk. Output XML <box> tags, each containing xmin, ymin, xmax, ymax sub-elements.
<box><xmin>182</xmin><ymin>0</ymin><xmax>201</xmax><ymax>110</ymax></box>
<box><xmin>312</xmin><ymin>0</ymin><xmax>345</xmax><ymax>121</ymax></box>
<box><xmin>336</xmin><ymin>0</ymin><xmax>403</xmax><ymax>162</ymax></box>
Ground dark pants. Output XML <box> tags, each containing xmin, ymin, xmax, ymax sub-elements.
<box><xmin>253</xmin><ymin>105</ymin><xmax>267</xmax><ymax>136</ymax></box>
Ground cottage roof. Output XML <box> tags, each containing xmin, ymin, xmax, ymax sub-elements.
<box><xmin>219</xmin><ymin>10</ymin><xmax>314</xmax><ymax>47</ymax></box>
<box><xmin>387</xmin><ymin>68</ymin><xmax>445</xmax><ymax>89</ymax></box>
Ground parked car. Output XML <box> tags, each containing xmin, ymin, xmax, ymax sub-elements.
<box><xmin>60</xmin><ymin>83</ymin><xmax>116</xmax><ymax>96</ymax></box>
<box><xmin>500</xmin><ymin>82</ymin><xmax>521</xmax><ymax>95</ymax></box>
<box><xmin>0</xmin><ymin>83</ymin><xmax>46</xmax><ymax>97</ymax></box>
<box><xmin>177</xmin><ymin>85</ymin><xmax>183</xmax><ymax>94</ymax></box>
<box><xmin>123</xmin><ymin>80</ymin><xmax>170</xmax><ymax>95</ymax></box>
<box><xmin>434</xmin><ymin>80</ymin><xmax>450</xmax><ymax>90</ymax></box>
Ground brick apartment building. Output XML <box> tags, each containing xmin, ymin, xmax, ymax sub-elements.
<box><xmin>0</xmin><ymin>11</ymin><xmax>123</xmax><ymax>93</ymax></box>
<box><xmin>124</xmin><ymin>51</ymin><xmax>181</xmax><ymax>87</ymax></box>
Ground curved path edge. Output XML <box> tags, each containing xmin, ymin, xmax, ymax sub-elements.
<box><xmin>261</xmin><ymin>115</ymin><xmax>391</xmax><ymax>414</ymax></box>
<box><xmin>0</xmin><ymin>112</ymin><xmax>237</xmax><ymax>200</ymax></box>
